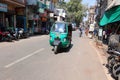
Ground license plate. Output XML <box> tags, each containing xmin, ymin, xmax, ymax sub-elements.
<box><xmin>53</xmin><ymin>40</ymin><xmax>60</xmax><ymax>46</ymax></box>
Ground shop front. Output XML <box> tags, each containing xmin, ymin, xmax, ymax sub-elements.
<box><xmin>33</xmin><ymin>14</ymin><xmax>41</xmax><ymax>34</ymax></box>
<box><xmin>0</xmin><ymin>1</ymin><xmax>25</xmax><ymax>31</ymax></box>
<box><xmin>99</xmin><ymin>5</ymin><xmax>120</xmax><ymax>43</ymax></box>
<box><xmin>5</xmin><ymin>5</ymin><xmax>15</xmax><ymax>30</ymax></box>
<box><xmin>37</xmin><ymin>1</ymin><xmax>48</xmax><ymax>34</ymax></box>
<box><xmin>40</xmin><ymin>12</ymin><xmax>48</xmax><ymax>34</ymax></box>
<box><xmin>39</xmin><ymin>9</ymin><xmax>53</xmax><ymax>34</ymax></box>
<box><xmin>16</xmin><ymin>7</ymin><xmax>27</xmax><ymax>31</ymax></box>
<box><xmin>0</xmin><ymin>3</ymin><xmax>7</xmax><ymax>26</ymax></box>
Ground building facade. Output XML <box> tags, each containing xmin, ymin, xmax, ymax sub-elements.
<box><xmin>88</xmin><ymin>6</ymin><xmax>96</xmax><ymax>24</ymax></box>
<box><xmin>96</xmin><ymin>0</ymin><xmax>107</xmax><ymax>23</ymax></box>
<box><xmin>0</xmin><ymin>0</ymin><xmax>60</xmax><ymax>34</ymax></box>
<box><xmin>0</xmin><ymin>0</ymin><xmax>26</xmax><ymax>30</ymax></box>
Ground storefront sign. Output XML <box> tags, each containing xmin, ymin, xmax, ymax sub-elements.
<box><xmin>0</xmin><ymin>3</ymin><xmax>7</xmax><ymax>12</ymax></box>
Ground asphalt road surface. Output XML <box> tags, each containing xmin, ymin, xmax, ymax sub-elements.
<box><xmin>0</xmin><ymin>30</ymin><xmax>111</xmax><ymax>80</ymax></box>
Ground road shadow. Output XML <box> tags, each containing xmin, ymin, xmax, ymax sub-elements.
<box><xmin>55</xmin><ymin>44</ymin><xmax>73</xmax><ymax>55</ymax></box>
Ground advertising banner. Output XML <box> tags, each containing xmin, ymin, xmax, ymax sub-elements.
<box><xmin>0</xmin><ymin>3</ymin><xmax>7</xmax><ymax>12</ymax></box>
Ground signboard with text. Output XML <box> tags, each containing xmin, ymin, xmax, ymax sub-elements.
<box><xmin>0</xmin><ymin>3</ymin><xmax>7</xmax><ymax>12</ymax></box>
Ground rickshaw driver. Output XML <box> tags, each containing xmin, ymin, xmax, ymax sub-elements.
<box><xmin>68</xmin><ymin>23</ymin><xmax>72</xmax><ymax>41</ymax></box>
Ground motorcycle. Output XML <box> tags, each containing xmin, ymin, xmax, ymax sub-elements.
<box><xmin>107</xmin><ymin>34</ymin><xmax>120</xmax><ymax>80</ymax></box>
<box><xmin>7</xmin><ymin>28</ymin><xmax>19</xmax><ymax>40</ymax></box>
<box><xmin>0</xmin><ymin>30</ymin><xmax>12</xmax><ymax>42</ymax></box>
<box><xmin>0</xmin><ymin>24</ymin><xmax>13</xmax><ymax>42</ymax></box>
<box><xmin>49</xmin><ymin>21</ymin><xmax>72</xmax><ymax>54</ymax></box>
<box><xmin>18</xmin><ymin>28</ymin><xmax>29</xmax><ymax>39</ymax></box>
<box><xmin>107</xmin><ymin>49</ymin><xmax>120</xmax><ymax>80</ymax></box>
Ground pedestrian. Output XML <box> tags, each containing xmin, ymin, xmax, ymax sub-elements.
<box><xmin>93</xmin><ymin>27</ymin><xmax>98</xmax><ymax>38</ymax></box>
<box><xmin>79</xmin><ymin>27</ymin><xmax>83</xmax><ymax>37</ymax></box>
<box><xmin>102</xmin><ymin>30</ymin><xmax>107</xmax><ymax>44</ymax></box>
<box><xmin>106</xmin><ymin>27</ymin><xmax>112</xmax><ymax>44</ymax></box>
<box><xmin>85</xmin><ymin>27</ymin><xmax>89</xmax><ymax>36</ymax></box>
<box><xmin>89</xmin><ymin>23</ymin><xmax>95</xmax><ymax>39</ymax></box>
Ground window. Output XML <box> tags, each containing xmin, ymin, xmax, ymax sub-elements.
<box><xmin>51</xmin><ymin>23</ymin><xmax>66</xmax><ymax>33</ymax></box>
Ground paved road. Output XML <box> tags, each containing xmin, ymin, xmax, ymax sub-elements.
<box><xmin>0</xmin><ymin>30</ymin><xmax>110</xmax><ymax>80</ymax></box>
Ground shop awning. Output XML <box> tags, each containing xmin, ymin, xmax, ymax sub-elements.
<box><xmin>100</xmin><ymin>5</ymin><xmax>120</xmax><ymax>26</ymax></box>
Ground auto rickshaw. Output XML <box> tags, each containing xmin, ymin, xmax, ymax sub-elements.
<box><xmin>49</xmin><ymin>21</ymin><xmax>72</xmax><ymax>54</ymax></box>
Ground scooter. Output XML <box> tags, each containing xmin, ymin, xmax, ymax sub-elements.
<box><xmin>18</xmin><ymin>28</ymin><xmax>24</xmax><ymax>39</ymax></box>
<box><xmin>18</xmin><ymin>28</ymin><xmax>29</xmax><ymax>39</ymax></box>
<box><xmin>7</xmin><ymin>28</ymin><xmax>19</xmax><ymax>40</ymax></box>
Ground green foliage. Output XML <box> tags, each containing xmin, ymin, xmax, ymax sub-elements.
<box><xmin>58</xmin><ymin>0</ymin><xmax>87</xmax><ymax>26</ymax></box>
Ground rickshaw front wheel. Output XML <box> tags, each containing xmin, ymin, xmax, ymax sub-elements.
<box><xmin>54</xmin><ymin>46</ymin><xmax>58</xmax><ymax>54</ymax></box>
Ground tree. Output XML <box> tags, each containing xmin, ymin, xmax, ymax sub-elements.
<box><xmin>66</xmin><ymin>0</ymin><xmax>87</xmax><ymax>26</ymax></box>
<box><xmin>56</xmin><ymin>0</ymin><xmax>87</xmax><ymax>26</ymax></box>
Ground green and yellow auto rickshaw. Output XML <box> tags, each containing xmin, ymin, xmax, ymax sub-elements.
<box><xmin>49</xmin><ymin>21</ymin><xmax>72</xmax><ymax>54</ymax></box>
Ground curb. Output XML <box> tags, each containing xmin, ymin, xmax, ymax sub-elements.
<box><xmin>90</xmin><ymin>41</ymin><xmax>113</xmax><ymax>80</ymax></box>
<box><xmin>94</xmin><ymin>40</ymin><xmax>109</xmax><ymax>58</ymax></box>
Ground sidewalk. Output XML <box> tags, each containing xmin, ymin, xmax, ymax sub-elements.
<box><xmin>92</xmin><ymin>37</ymin><xmax>109</xmax><ymax>57</ymax></box>
<box><xmin>91</xmin><ymin>39</ymin><xmax>114</xmax><ymax>80</ymax></box>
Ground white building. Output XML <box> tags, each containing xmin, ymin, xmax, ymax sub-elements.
<box><xmin>54</xmin><ymin>8</ymin><xmax>67</xmax><ymax>21</ymax></box>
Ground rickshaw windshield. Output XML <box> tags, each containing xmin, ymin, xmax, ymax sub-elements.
<box><xmin>51</xmin><ymin>23</ymin><xmax>67</xmax><ymax>33</ymax></box>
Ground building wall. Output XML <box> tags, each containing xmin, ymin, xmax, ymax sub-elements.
<box><xmin>0</xmin><ymin>0</ymin><xmax>26</xmax><ymax>30</ymax></box>
<box><xmin>26</xmin><ymin>0</ymin><xmax>37</xmax><ymax>5</ymax></box>
<box><xmin>95</xmin><ymin>0</ymin><xmax>107</xmax><ymax>23</ymax></box>
<box><xmin>16</xmin><ymin>0</ymin><xmax>25</xmax><ymax>4</ymax></box>
<box><xmin>88</xmin><ymin>6</ymin><xmax>96</xmax><ymax>24</ymax></box>
<box><xmin>100</xmin><ymin>0</ymin><xmax>107</xmax><ymax>17</ymax></box>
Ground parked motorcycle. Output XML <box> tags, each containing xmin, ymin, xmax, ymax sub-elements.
<box><xmin>0</xmin><ymin>30</ymin><xmax>12</xmax><ymax>42</ymax></box>
<box><xmin>7</xmin><ymin>28</ymin><xmax>19</xmax><ymax>40</ymax></box>
<box><xmin>0</xmin><ymin>24</ymin><xmax>13</xmax><ymax>42</ymax></box>
<box><xmin>107</xmin><ymin>49</ymin><xmax>120</xmax><ymax>80</ymax></box>
<box><xmin>107</xmin><ymin>34</ymin><xmax>120</xmax><ymax>80</ymax></box>
<box><xmin>18</xmin><ymin>28</ymin><xmax>29</xmax><ymax>39</ymax></box>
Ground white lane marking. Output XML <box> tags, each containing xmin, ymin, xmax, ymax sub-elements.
<box><xmin>89</xmin><ymin>41</ymin><xmax>113</xmax><ymax>80</ymax></box>
<box><xmin>4</xmin><ymin>48</ymin><xmax>44</xmax><ymax>68</ymax></box>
